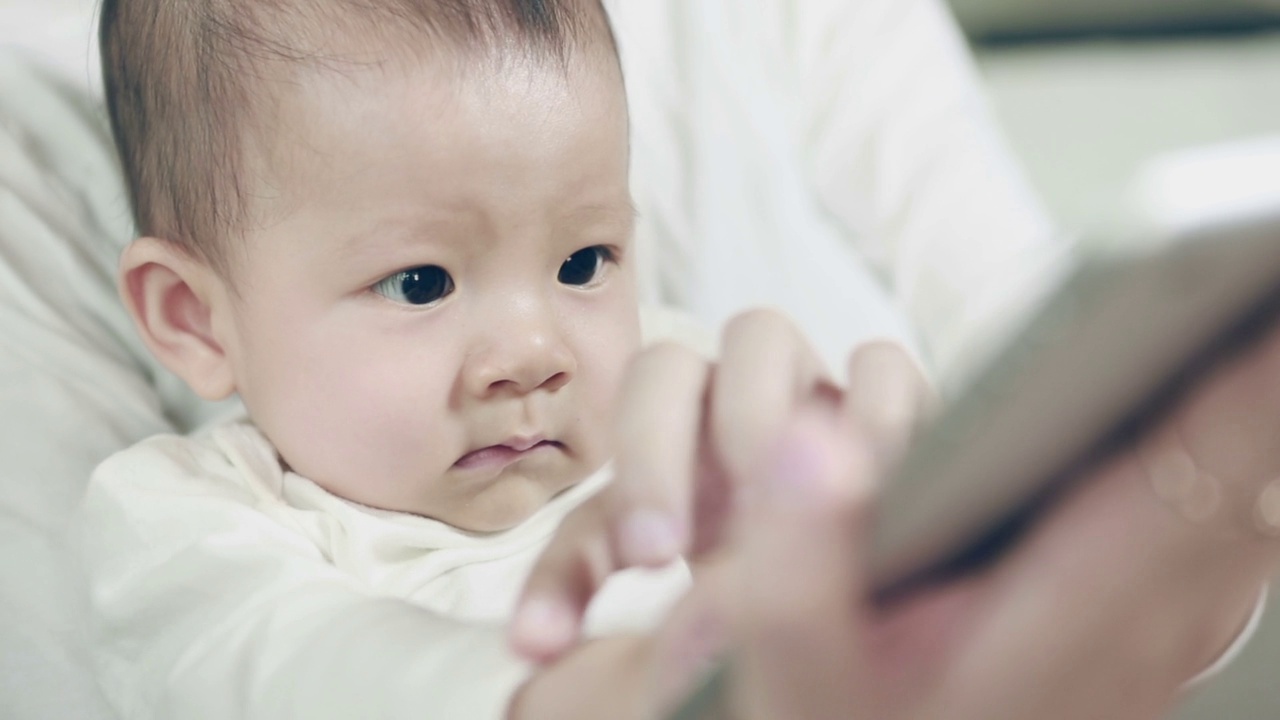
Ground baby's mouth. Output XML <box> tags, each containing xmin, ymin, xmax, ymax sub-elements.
<box><xmin>453</xmin><ymin>439</ymin><xmax>562</xmax><ymax>471</ymax></box>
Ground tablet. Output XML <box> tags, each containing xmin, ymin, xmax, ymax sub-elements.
<box><xmin>870</xmin><ymin>204</ymin><xmax>1280</xmax><ymax>598</ymax></box>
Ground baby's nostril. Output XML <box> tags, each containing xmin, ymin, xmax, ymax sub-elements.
<box><xmin>540</xmin><ymin>372</ymin><xmax>571</xmax><ymax>392</ymax></box>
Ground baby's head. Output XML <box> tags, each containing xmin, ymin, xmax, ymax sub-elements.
<box><xmin>102</xmin><ymin>0</ymin><xmax>640</xmax><ymax>531</ymax></box>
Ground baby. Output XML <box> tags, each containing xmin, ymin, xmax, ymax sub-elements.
<box><xmin>80</xmin><ymin>0</ymin><xmax>883</xmax><ymax>714</ymax></box>
<box><xmin>82</xmin><ymin>0</ymin><xmax>743</xmax><ymax>718</ymax></box>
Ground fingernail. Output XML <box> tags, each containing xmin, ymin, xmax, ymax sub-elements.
<box><xmin>619</xmin><ymin>510</ymin><xmax>685</xmax><ymax>566</ymax></box>
<box><xmin>510</xmin><ymin>597</ymin><xmax>576</xmax><ymax>660</ymax></box>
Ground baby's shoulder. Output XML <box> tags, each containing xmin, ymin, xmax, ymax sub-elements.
<box><xmin>90</xmin><ymin>421</ymin><xmax>284</xmax><ymax>506</ymax></box>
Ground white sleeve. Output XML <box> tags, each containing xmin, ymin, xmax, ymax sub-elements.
<box><xmin>79</xmin><ymin>440</ymin><xmax>530</xmax><ymax>720</ymax></box>
<box><xmin>612</xmin><ymin>0</ymin><xmax>1068</xmax><ymax>385</ymax></box>
<box><xmin>793</xmin><ymin>0</ymin><xmax>1071</xmax><ymax>387</ymax></box>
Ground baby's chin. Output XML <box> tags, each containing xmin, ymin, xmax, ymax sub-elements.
<box><xmin>437</xmin><ymin>468</ymin><xmax>589</xmax><ymax>533</ymax></box>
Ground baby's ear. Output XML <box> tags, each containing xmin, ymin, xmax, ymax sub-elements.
<box><xmin>118</xmin><ymin>237</ymin><xmax>237</xmax><ymax>401</ymax></box>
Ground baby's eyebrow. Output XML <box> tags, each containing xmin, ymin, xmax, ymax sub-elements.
<box><xmin>332</xmin><ymin>200</ymin><xmax>638</xmax><ymax>267</ymax></box>
<box><xmin>331</xmin><ymin>214</ymin><xmax>465</xmax><ymax>265</ymax></box>
<box><xmin>561</xmin><ymin>201</ymin><xmax>639</xmax><ymax>230</ymax></box>
<box><xmin>576</xmin><ymin>199</ymin><xmax>639</xmax><ymax>218</ymax></box>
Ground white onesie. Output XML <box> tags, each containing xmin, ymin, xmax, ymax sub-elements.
<box><xmin>79</xmin><ymin>420</ymin><xmax>688</xmax><ymax>720</ymax></box>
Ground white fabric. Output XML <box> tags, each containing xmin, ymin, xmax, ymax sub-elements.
<box><xmin>0</xmin><ymin>53</ymin><xmax>201</xmax><ymax>720</ymax></box>
<box><xmin>612</xmin><ymin>0</ymin><xmax>1069</xmax><ymax>387</ymax></box>
<box><xmin>0</xmin><ymin>1</ymin><xmax>1253</xmax><ymax>719</ymax></box>
<box><xmin>78</xmin><ymin>422</ymin><xmax>686</xmax><ymax>720</ymax></box>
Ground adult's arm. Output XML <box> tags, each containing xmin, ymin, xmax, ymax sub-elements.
<box><xmin>793</xmin><ymin>0</ymin><xmax>1071</xmax><ymax>385</ymax></box>
<box><xmin>608</xmin><ymin>0</ymin><xmax>1068</xmax><ymax>385</ymax></box>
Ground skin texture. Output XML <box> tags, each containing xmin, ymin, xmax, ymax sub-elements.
<box><xmin>119</xmin><ymin>54</ymin><xmax>640</xmax><ymax>532</ymax></box>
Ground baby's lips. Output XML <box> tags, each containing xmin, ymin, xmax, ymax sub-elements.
<box><xmin>502</xmin><ymin>435</ymin><xmax>549</xmax><ymax>453</ymax></box>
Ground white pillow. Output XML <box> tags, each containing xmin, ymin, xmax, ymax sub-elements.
<box><xmin>0</xmin><ymin>1</ymin><xmax>102</xmax><ymax>95</ymax></box>
<box><xmin>0</xmin><ymin>49</ymin><xmax>235</xmax><ymax>720</ymax></box>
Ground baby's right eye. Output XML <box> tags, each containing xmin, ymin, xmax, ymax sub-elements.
<box><xmin>373</xmin><ymin>266</ymin><xmax>455</xmax><ymax>306</ymax></box>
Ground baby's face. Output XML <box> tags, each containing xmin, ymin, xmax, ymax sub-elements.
<box><xmin>221</xmin><ymin>56</ymin><xmax>639</xmax><ymax>531</ymax></box>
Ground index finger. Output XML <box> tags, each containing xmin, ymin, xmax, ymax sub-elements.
<box><xmin>711</xmin><ymin>309</ymin><xmax>837</xmax><ymax>492</ymax></box>
<box><xmin>608</xmin><ymin>341</ymin><xmax>712</xmax><ymax>565</ymax></box>
<box><xmin>511</xmin><ymin>342</ymin><xmax>711</xmax><ymax>660</ymax></box>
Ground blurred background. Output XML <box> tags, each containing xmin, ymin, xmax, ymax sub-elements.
<box><xmin>1</xmin><ymin>0</ymin><xmax>1278</xmax><ymax>716</ymax></box>
<box><xmin>950</xmin><ymin>1</ymin><xmax>1280</xmax><ymax>717</ymax></box>
<box><xmin>953</xmin><ymin>0</ymin><xmax>1280</xmax><ymax>234</ymax></box>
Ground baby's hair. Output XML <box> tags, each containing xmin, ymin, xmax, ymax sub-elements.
<box><xmin>100</xmin><ymin>0</ymin><xmax>617</xmax><ymax>276</ymax></box>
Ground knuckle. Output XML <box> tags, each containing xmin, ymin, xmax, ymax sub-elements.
<box><xmin>855</xmin><ymin>338</ymin><xmax>912</xmax><ymax>364</ymax></box>
<box><xmin>616</xmin><ymin>344</ymin><xmax>708</xmax><ymax>431</ymax></box>
<box><xmin>722</xmin><ymin>307</ymin><xmax>795</xmax><ymax>346</ymax></box>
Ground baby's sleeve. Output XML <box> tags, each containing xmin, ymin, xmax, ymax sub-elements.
<box><xmin>78</xmin><ymin>437</ymin><xmax>531</xmax><ymax>720</ymax></box>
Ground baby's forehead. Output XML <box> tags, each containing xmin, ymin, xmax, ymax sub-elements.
<box><xmin>253</xmin><ymin>46</ymin><xmax>624</xmax><ymax>173</ymax></box>
<box><xmin>239</xmin><ymin>0</ymin><xmax>619</xmax><ymax>97</ymax></box>
<box><xmin>232</xmin><ymin>41</ymin><xmax>631</xmax><ymax>250</ymax></box>
<box><xmin>242</xmin><ymin>9</ymin><xmax>625</xmax><ymax>151</ymax></box>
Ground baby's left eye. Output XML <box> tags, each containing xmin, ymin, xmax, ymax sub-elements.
<box><xmin>558</xmin><ymin>246</ymin><xmax>615</xmax><ymax>287</ymax></box>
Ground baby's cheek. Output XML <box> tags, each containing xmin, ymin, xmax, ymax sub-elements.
<box><xmin>333</xmin><ymin>364</ymin><xmax>452</xmax><ymax>482</ymax></box>
<box><xmin>581</xmin><ymin>331</ymin><xmax>639</xmax><ymax>460</ymax></box>
<box><xmin>273</xmin><ymin>353</ymin><xmax>453</xmax><ymax>511</ymax></box>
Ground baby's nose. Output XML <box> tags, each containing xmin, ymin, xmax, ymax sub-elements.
<box><xmin>465</xmin><ymin>320</ymin><xmax>577</xmax><ymax>397</ymax></box>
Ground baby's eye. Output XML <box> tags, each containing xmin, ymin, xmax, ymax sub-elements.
<box><xmin>558</xmin><ymin>246</ymin><xmax>616</xmax><ymax>287</ymax></box>
<box><xmin>373</xmin><ymin>266</ymin><xmax>455</xmax><ymax>306</ymax></box>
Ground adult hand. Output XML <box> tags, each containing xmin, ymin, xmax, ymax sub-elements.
<box><xmin>696</xmin><ymin>323</ymin><xmax>1280</xmax><ymax>719</ymax></box>
<box><xmin>517</xmin><ymin>315</ymin><xmax>1280</xmax><ymax>720</ymax></box>
<box><xmin>509</xmin><ymin>309</ymin><xmax>933</xmax><ymax>661</ymax></box>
